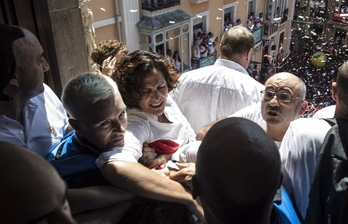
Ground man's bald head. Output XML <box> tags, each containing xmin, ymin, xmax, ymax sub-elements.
<box><xmin>0</xmin><ymin>142</ymin><xmax>75</xmax><ymax>224</ymax></box>
<box><xmin>194</xmin><ymin>118</ymin><xmax>281</xmax><ymax>223</ymax></box>
<box><xmin>265</xmin><ymin>72</ymin><xmax>306</xmax><ymax>101</ymax></box>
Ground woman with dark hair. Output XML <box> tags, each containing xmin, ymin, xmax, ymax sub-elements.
<box><xmin>96</xmin><ymin>50</ymin><xmax>204</xmax><ymax>223</ymax></box>
<box><xmin>172</xmin><ymin>51</ymin><xmax>182</xmax><ymax>70</ymax></box>
<box><xmin>101</xmin><ymin>50</ymin><xmax>199</xmax><ymax>169</ymax></box>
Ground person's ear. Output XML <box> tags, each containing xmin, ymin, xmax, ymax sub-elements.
<box><xmin>332</xmin><ymin>82</ymin><xmax>338</xmax><ymax>101</ymax></box>
<box><xmin>8</xmin><ymin>72</ymin><xmax>19</xmax><ymax>87</ymax></box>
<box><xmin>246</xmin><ymin>48</ymin><xmax>253</xmax><ymax>61</ymax></box>
<box><xmin>68</xmin><ymin>119</ymin><xmax>82</xmax><ymax>136</ymax></box>
<box><xmin>298</xmin><ymin>100</ymin><xmax>308</xmax><ymax>116</ymax></box>
<box><xmin>191</xmin><ymin>175</ymin><xmax>200</xmax><ymax>199</ymax></box>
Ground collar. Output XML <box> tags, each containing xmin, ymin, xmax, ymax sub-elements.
<box><xmin>214</xmin><ymin>59</ymin><xmax>249</xmax><ymax>75</ymax></box>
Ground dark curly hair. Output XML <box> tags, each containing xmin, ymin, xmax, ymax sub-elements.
<box><xmin>91</xmin><ymin>39</ymin><xmax>128</xmax><ymax>65</ymax></box>
<box><xmin>112</xmin><ymin>50</ymin><xmax>180</xmax><ymax>108</ymax></box>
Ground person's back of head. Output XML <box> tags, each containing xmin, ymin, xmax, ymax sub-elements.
<box><xmin>219</xmin><ymin>26</ymin><xmax>255</xmax><ymax>63</ymax></box>
<box><xmin>334</xmin><ymin>61</ymin><xmax>348</xmax><ymax>118</ymax></box>
<box><xmin>0</xmin><ymin>142</ymin><xmax>76</xmax><ymax>224</ymax></box>
<box><xmin>0</xmin><ymin>24</ymin><xmax>25</xmax><ymax>101</ymax></box>
<box><xmin>193</xmin><ymin>117</ymin><xmax>282</xmax><ymax>224</ymax></box>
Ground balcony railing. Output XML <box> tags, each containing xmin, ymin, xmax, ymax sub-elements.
<box><xmin>263</xmin><ymin>21</ymin><xmax>278</xmax><ymax>36</ymax></box>
<box><xmin>142</xmin><ymin>0</ymin><xmax>181</xmax><ymax>11</ymax></box>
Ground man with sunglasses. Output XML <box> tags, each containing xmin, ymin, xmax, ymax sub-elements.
<box><xmin>197</xmin><ymin>72</ymin><xmax>308</xmax><ymax>148</ymax></box>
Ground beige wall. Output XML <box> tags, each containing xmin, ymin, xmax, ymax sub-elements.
<box><xmin>88</xmin><ymin>0</ymin><xmax>115</xmax><ymax>20</ymax></box>
<box><xmin>87</xmin><ymin>0</ymin><xmax>121</xmax><ymax>44</ymax></box>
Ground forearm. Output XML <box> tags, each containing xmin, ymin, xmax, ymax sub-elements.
<box><xmin>67</xmin><ymin>185</ymin><xmax>136</xmax><ymax>214</ymax></box>
<box><xmin>103</xmin><ymin>161</ymin><xmax>193</xmax><ymax>205</ymax></box>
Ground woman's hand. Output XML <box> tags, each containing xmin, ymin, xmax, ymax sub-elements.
<box><xmin>139</xmin><ymin>143</ymin><xmax>172</xmax><ymax>169</ymax></box>
<box><xmin>101</xmin><ymin>56</ymin><xmax>117</xmax><ymax>77</ymax></box>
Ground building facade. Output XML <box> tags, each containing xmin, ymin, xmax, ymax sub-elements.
<box><xmin>89</xmin><ymin>0</ymin><xmax>295</xmax><ymax>78</ymax></box>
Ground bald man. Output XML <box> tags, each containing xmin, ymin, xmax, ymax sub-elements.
<box><xmin>193</xmin><ymin>118</ymin><xmax>300</xmax><ymax>223</ymax></box>
<box><xmin>197</xmin><ymin>72</ymin><xmax>308</xmax><ymax>148</ymax></box>
<box><xmin>0</xmin><ymin>142</ymin><xmax>76</xmax><ymax>224</ymax></box>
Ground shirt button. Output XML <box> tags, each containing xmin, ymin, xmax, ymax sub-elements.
<box><xmin>19</xmin><ymin>130</ymin><xmax>24</xmax><ymax>135</ymax></box>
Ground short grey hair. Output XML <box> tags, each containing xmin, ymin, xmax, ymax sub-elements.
<box><xmin>297</xmin><ymin>77</ymin><xmax>307</xmax><ymax>101</ymax></box>
<box><xmin>62</xmin><ymin>72</ymin><xmax>121</xmax><ymax>119</ymax></box>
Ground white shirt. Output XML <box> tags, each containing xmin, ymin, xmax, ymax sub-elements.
<box><xmin>279</xmin><ymin>118</ymin><xmax>332</xmax><ymax>219</ymax></box>
<box><xmin>309</xmin><ymin>0</ymin><xmax>315</xmax><ymax>8</ymax></box>
<box><xmin>193</xmin><ymin>46</ymin><xmax>201</xmax><ymax>59</ymax></box>
<box><xmin>200</xmin><ymin>45</ymin><xmax>208</xmax><ymax>58</ymax></box>
<box><xmin>0</xmin><ymin>84</ymin><xmax>69</xmax><ymax>158</ymax></box>
<box><xmin>229</xmin><ymin>103</ymin><xmax>281</xmax><ymax>148</ymax></box>
<box><xmin>96</xmin><ymin>96</ymin><xmax>199</xmax><ymax>167</ymax></box>
<box><xmin>170</xmin><ymin>59</ymin><xmax>264</xmax><ymax>133</ymax></box>
<box><xmin>312</xmin><ymin>105</ymin><xmax>336</xmax><ymax>119</ymax></box>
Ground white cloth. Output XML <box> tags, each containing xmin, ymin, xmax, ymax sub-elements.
<box><xmin>309</xmin><ymin>0</ymin><xmax>315</xmax><ymax>8</ymax></box>
<box><xmin>96</xmin><ymin>96</ymin><xmax>199</xmax><ymax>168</ymax></box>
<box><xmin>193</xmin><ymin>46</ymin><xmax>201</xmax><ymax>59</ymax></box>
<box><xmin>0</xmin><ymin>84</ymin><xmax>69</xmax><ymax>158</ymax></box>
<box><xmin>279</xmin><ymin>118</ymin><xmax>331</xmax><ymax>219</ymax></box>
<box><xmin>170</xmin><ymin>59</ymin><xmax>264</xmax><ymax>133</ymax></box>
<box><xmin>229</xmin><ymin>103</ymin><xmax>283</xmax><ymax>148</ymax></box>
<box><xmin>312</xmin><ymin>105</ymin><xmax>336</xmax><ymax>119</ymax></box>
<box><xmin>173</xmin><ymin>58</ymin><xmax>181</xmax><ymax>70</ymax></box>
<box><xmin>200</xmin><ymin>45</ymin><xmax>208</xmax><ymax>58</ymax></box>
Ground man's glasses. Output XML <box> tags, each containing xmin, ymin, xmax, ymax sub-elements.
<box><xmin>261</xmin><ymin>90</ymin><xmax>302</xmax><ymax>103</ymax></box>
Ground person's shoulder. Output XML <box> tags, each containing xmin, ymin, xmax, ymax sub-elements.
<box><xmin>288</xmin><ymin>118</ymin><xmax>332</xmax><ymax>137</ymax></box>
<box><xmin>177</xmin><ymin>65</ymin><xmax>217</xmax><ymax>82</ymax></box>
<box><xmin>230</xmin><ymin>102</ymin><xmax>261</xmax><ymax>116</ymax></box>
<box><xmin>312</xmin><ymin>105</ymin><xmax>336</xmax><ymax>119</ymax></box>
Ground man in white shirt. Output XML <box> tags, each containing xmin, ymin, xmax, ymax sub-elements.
<box><xmin>196</xmin><ymin>72</ymin><xmax>308</xmax><ymax>148</ymax></box>
<box><xmin>171</xmin><ymin>26</ymin><xmax>264</xmax><ymax>133</ymax></box>
<box><xmin>279</xmin><ymin>63</ymin><xmax>348</xmax><ymax>220</ymax></box>
<box><xmin>0</xmin><ymin>24</ymin><xmax>70</xmax><ymax>157</ymax></box>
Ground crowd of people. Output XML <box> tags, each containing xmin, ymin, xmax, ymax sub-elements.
<box><xmin>280</xmin><ymin>52</ymin><xmax>342</xmax><ymax>117</ymax></box>
<box><xmin>246</xmin><ymin>12</ymin><xmax>264</xmax><ymax>31</ymax></box>
<box><xmin>2</xmin><ymin>22</ymin><xmax>348</xmax><ymax>224</ymax></box>
<box><xmin>192</xmin><ymin>28</ymin><xmax>218</xmax><ymax>68</ymax></box>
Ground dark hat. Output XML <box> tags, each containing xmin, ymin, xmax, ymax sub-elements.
<box><xmin>0</xmin><ymin>24</ymin><xmax>25</xmax><ymax>101</ymax></box>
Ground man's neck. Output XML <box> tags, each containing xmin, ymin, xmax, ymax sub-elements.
<box><xmin>266</xmin><ymin>124</ymin><xmax>287</xmax><ymax>142</ymax></box>
<box><xmin>334</xmin><ymin>102</ymin><xmax>348</xmax><ymax>120</ymax></box>
<box><xmin>0</xmin><ymin>98</ymin><xmax>28</xmax><ymax>124</ymax></box>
